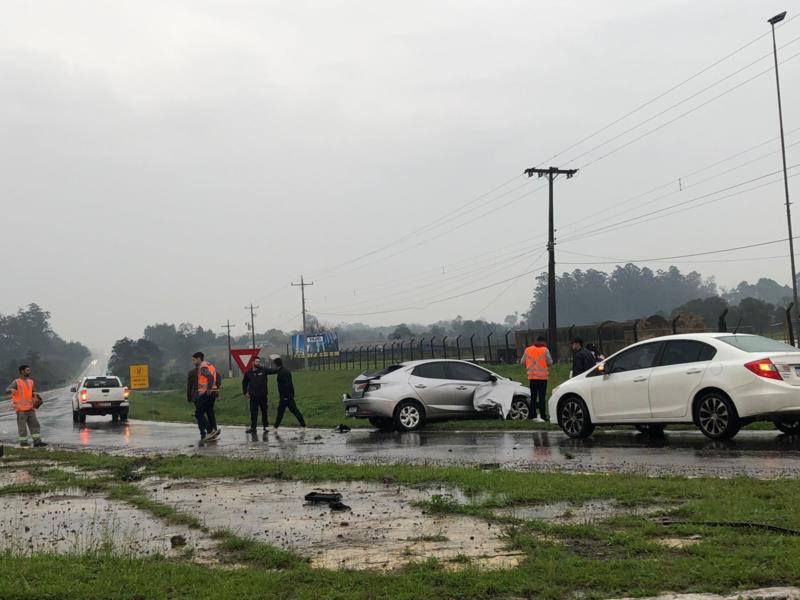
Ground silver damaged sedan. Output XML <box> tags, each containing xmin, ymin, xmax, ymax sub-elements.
<box><xmin>342</xmin><ymin>359</ymin><xmax>532</xmax><ymax>431</ymax></box>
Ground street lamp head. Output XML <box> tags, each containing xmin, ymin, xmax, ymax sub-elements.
<box><xmin>769</xmin><ymin>11</ymin><xmax>787</xmax><ymax>25</ymax></box>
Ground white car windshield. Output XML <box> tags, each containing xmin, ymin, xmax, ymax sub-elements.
<box><xmin>717</xmin><ymin>335</ymin><xmax>800</xmax><ymax>353</ymax></box>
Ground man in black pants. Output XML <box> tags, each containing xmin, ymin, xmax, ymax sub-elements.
<box><xmin>242</xmin><ymin>356</ymin><xmax>269</xmax><ymax>434</ymax></box>
<box><xmin>270</xmin><ymin>357</ymin><xmax>305</xmax><ymax>430</ymax></box>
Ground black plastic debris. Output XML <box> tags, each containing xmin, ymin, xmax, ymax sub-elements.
<box><xmin>329</xmin><ymin>501</ymin><xmax>351</xmax><ymax>512</ymax></box>
<box><xmin>170</xmin><ymin>535</ymin><xmax>187</xmax><ymax>548</ymax></box>
<box><xmin>334</xmin><ymin>424</ymin><xmax>351</xmax><ymax>433</ymax></box>
<box><xmin>305</xmin><ymin>492</ymin><xmax>343</xmax><ymax>504</ymax></box>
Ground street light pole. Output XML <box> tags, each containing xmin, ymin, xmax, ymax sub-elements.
<box><xmin>769</xmin><ymin>10</ymin><xmax>799</xmax><ymax>343</ymax></box>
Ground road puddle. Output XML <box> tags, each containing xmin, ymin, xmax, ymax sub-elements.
<box><xmin>0</xmin><ymin>489</ymin><xmax>216</xmax><ymax>560</ymax></box>
<box><xmin>494</xmin><ymin>500</ymin><xmax>667</xmax><ymax>524</ymax></box>
<box><xmin>147</xmin><ymin>478</ymin><xmax>520</xmax><ymax>570</ymax></box>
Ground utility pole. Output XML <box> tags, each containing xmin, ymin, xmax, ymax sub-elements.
<box><xmin>768</xmin><ymin>10</ymin><xmax>799</xmax><ymax>343</ymax></box>
<box><xmin>524</xmin><ymin>166</ymin><xmax>578</xmax><ymax>362</ymax></box>
<box><xmin>220</xmin><ymin>320</ymin><xmax>236</xmax><ymax>377</ymax></box>
<box><xmin>291</xmin><ymin>275</ymin><xmax>314</xmax><ymax>369</ymax></box>
<box><xmin>244</xmin><ymin>304</ymin><xmax>258</xmax><ymax>350</ymax></box>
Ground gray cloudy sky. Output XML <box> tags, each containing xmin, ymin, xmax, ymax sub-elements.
<box><xmin>2</xmin><ymin>0</ymin><xmax>799</xmax><ymax>349</ymax></box>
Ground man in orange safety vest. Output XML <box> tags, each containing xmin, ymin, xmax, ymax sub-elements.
<box><xmin>191</xmin><ymin>352</ymin><xmax>221</xmax><ymax>443</ymax></box>
<box><xmin>519</xmin><ymin>336</ymin><xmax>553</xmax><ymax>422</ymax></box>
<box><xmin>6</xmin><ymin>365</ymin><xmax>47</xmax><ymax>447</ymax></box>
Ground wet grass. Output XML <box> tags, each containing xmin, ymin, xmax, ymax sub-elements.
<box><xmin>2</xmin><ymin>449</ymin><xmax>800</xmax><ymax>598</ymax></box>
<box><xmin>127</xmin><ymin>363</ymin><xmax>571</xmax><ymax>429</ymax></box>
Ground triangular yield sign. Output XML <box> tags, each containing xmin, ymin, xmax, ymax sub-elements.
<box><xmin>231</xmin><ymin>348</ymin><xmax>261</xmax><ymax>373</ymax></box>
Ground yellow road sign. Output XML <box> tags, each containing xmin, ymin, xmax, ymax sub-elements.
<box><xmin>130</xmin><ymin>364</ymin><xmax>150</xmax><ymax>390</ymax></box>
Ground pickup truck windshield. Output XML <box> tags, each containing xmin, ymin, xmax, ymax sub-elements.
<box><xmin>84</xmin><ymin>377</ymin><xmax>121</xmax><ymax>388</ymax></box>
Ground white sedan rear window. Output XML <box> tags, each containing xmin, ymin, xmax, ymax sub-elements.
<box><xmin>718</xmin><ymin>335</ymin><xmax>800</xmax><ymax>353</ymax></box>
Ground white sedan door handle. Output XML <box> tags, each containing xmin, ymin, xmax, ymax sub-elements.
<box><xmin>686</xmin><ymin>369</ymin><xmax>703</xmax><ymax>375</ymax></box>
<box><xmin>633</xmin><ymin>377</ymin><xmax>648</xmax><ymax>383</ymax></box>
<box><xmin>414</xmin><ymin>384</ymin><xmax>427</xmax><ymax>389</ymax></box>
<box><xmin>456</xmin><ymin>385</ymin><xmax>469</xmax><ymax>390</ymax></box>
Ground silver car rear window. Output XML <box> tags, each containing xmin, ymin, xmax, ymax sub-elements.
<box><xmin>717</xmin><ymin>335</ymin><xmax>800</xmax><ymax>353</ymax></box>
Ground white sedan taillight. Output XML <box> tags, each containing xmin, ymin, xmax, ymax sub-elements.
<box><xmin>744</xmin><ymin>358</ymin><xmax>783</xmax><ymax>381</ymax></box>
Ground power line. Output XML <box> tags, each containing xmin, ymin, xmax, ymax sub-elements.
<box><xmin>559</xmin><ymin>166</ymin><xmax>800</xmax><ymax>244</ymax></box>
<box><xmin>562</xmin><ymin>137</ymin><xmax>800</xmax><ymax>239</ymax></box>
<box><xmin>309</xmin><ymin>174</ymin><xmax>526</xmax><ymax>280</ymax></box>
<box><xmin>563</xmin><ymin>34</ymin><xmax>800</xmax><ymax>167</ymax></box>
<box><xmin>577</xmin><ymin>49</ymin><xmax>800</xmax><ymax>170</ymax></box>
<box><xmin>316</xmin><ymin>264</ymin><xmax>548</xmax><ymax>318</ymax></box>
<box><xmin>558</xmin><ymin>236</ymin><xmax>799</xmax><ymax>265</ymax></box>
<box><xmin>539</xmin><ymin>14</ymin><xmax>799</xmax><ymax>165</ymax></box>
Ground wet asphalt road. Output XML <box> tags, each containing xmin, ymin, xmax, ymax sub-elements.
<box><xmin>2</xmin><ymin>361</ymin><xmax>800</xmax><ymax>478</ymax></box>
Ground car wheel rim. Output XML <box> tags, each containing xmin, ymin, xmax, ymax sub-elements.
<box><xmin>699</xmin><ymin>396</ymin><xmax>728</xmax><ymax>436</ymax></box>
<box><xmin>399</xmin><ymin>406</ymin><xmax>420</xmax><ymax>428</ymax></box>
<box><xmin>561</xmin><ymin>400</ymin><xmax>584</xmax><ymax>436</ymax></box>
<box><xmin>509</xmin><ymin>401</ymin><xmax>529</xmax><ymax>420</ymax></box>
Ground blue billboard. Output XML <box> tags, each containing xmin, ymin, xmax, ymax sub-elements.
<box><xmin>291</xmin><ymin>331</ymin><xmax>339</xmax><ymax>356</ymax></box>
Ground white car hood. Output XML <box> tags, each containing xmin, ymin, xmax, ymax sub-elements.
<box><xmin>473</xmin><ymin>380</ymin><xmax>520</xmax><ymax>419</ymax></box>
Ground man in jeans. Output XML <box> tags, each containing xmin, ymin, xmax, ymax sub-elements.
<box><xmin>191</xmin><ymin>352</ymin><xmax>220</xmax><ymax>442</ymax></box>
<box><xmin>520</xmin><ymin>336</ymin><xmax>553</xmax><ymax>422</ymax></box>
<box><xmin>242</xmin><ymin>356</ymin><xmax>270</xmax><ymax>434</ymax></box>
<box><xmin>270</xmin><ymin>357</ymin><xmax>306</xmax><ymax>430</ymax></box>
<box><xmin>6</xmin><ymin>365</ymin><xmax>47</xmax><ymax>447</ymax></box>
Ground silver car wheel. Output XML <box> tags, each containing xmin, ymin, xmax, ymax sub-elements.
<box><xmin>399</xmin><ymin>405</ymin><xmax>421</xmax><ymax>429</ymax></box>
<box><xmin>698</xmin><ymin>396</ymin><xmax>728</xmax><ymax>437</ymax></box>
<box><xmin>561</xmin><ymin>399</ymin><xmax>585</xmax><ymax>437</ymax></box>
<box><xmin>509</xmin><ymin>399</ymin><xmax>530</xmax><ymax>421</ymax></box>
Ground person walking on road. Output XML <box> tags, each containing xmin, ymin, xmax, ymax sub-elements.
<box><xmin>6</xmin><ymin>365</ymin><xmax>47</xmax><ymax>447</ymax></box>
<box><xmin>242</xmin><ymin>356</ymin><xmax>270</xmax><ymax>434</ymax></box>
<box><xmin>571</xmin><ymin>337</ymin><xmax>597</xmax><ymax>378</ymax></box>
<box><xmin>191</xmin><ymin>352</ymin><xmax>221</xmax><ymax>443</ymax></box>
<box><xmin>269</xmin><ymin>357</ymin><xmax>305</xmax><ymax>430</ymax></box>
<box><xmin>520</xmin><ymin>336</ymin><xmax>553</xmax><ymax>422</ymax></box>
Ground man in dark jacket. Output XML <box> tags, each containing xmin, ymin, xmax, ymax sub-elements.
<box><xmin>242</xmin><ymin>356</ymin><xmax>270</xmax><ymax>433</ymax></box>
<box><xmin>269</xmin><ymin>357</ymin><xmax>305</xmax><ymax>430</ymax></box>
<box><xmin>186</xmin><ymin>367</ymin><xmax>198</xmax><ymax>403</ymax></box>
<box><xmin>571</xmin><ymin>337</ymin><xmax>597</xmax><ymax>377</ymax></box>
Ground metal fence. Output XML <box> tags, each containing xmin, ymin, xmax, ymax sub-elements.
<box><xmin>298</xmin><ymin>308</ymin><xmax>796</xmax><ymax>371</ymax></box>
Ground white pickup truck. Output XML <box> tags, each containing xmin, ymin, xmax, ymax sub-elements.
<box><xmin>70</xmin><ymin>376</ymin><xmax>130</xmax><ymax>423</ymax></box>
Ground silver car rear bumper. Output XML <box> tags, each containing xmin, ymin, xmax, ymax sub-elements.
<box><xmin>343</xmin><ymin>394</ymin><xmax>396</xmax><ymax>419</ymax></box>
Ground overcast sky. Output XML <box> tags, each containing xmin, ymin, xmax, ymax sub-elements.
<box><xmin>2</xmin><ymin>0</ymin><xmax>799</xmax><ymax>349</ymax></box>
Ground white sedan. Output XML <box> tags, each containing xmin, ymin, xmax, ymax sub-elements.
<box><xmin>549</xmin><ymin>333</ymin><xmax>800</xmax><ymax>439</ymax></box>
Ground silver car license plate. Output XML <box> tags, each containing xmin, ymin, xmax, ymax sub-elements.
<box><xmin>346</xmin><ymin>407</ymin><xmax>357</xmax><ymax>417</ymax></box>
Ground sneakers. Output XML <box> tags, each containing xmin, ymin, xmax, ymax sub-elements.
<box><xmin>19</xmin><ymin>440</ymin><xmax>30</xmax><ymax>447</ymax></box>
<box><xmin>206</xmin><ymin>429</ymin><xmax>221</xmax><ymax>441</ymax></box>
<box><xmin>245</xmin><ymin>427</ymin><xmax>255</xmax><ymax>434</ymax></box>
<box><xmin>33</xmin><ymin>441</ymin><xmax>48</xmax><ymax>448</ymax></box>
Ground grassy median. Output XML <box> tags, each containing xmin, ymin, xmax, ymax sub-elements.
<box><xmin>128</xmin><ymin>363</ymin><xmax>572</xmax><ymax>429</ymax></box>
<box><xmin>1</xmin><ymin>449</ymin><xmax>799</xmax><ymax>599</ymax></box>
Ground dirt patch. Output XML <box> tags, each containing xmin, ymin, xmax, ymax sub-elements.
<box><xmin>494</xmin><ymin>500</ymin><xmax>668</xmax><ymax>524</ymax></box>
<box><xmin>656</xmin><ymin>535</ymin><xmax>703</xmax><ymax>549</ymax></box>
<box><xmin>0</xmin><ymin>489</ymin><xmax>217</xmax><ymax>562</ymax></box>
<box><xmin>610</xmin><ymin>587</ymin><xmax>800</xmax><ymax>600</ymax></box>
<box><xmin>146</xmin><ymin>477</ymin><xmax>520</xmax><ymax>571</ymax></box>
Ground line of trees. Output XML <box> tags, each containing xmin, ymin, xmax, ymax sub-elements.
<box><xmin>525</xmin><ymin>265</ymin><xmax>793</xmax><ymax>332</ymax></box>
<box><xmin>0</xmin><ymin>304</ymin><xmax>90</xmax><ymax>388</ymax></box>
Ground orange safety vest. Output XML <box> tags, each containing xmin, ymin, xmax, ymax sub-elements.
<box><xmin>11</xmin><ymin>378</ymin><xmax>35</xmax><ymax>412</ymax></box>
<box><xmin>524</xmin><ymin>345</ymin><xmax>549</xmax><ymax>381</ymax></box>
<box><xmin>197</xmin><ymin>361</ymin><xmax>219</xmax><ymax>395</ymax></box>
